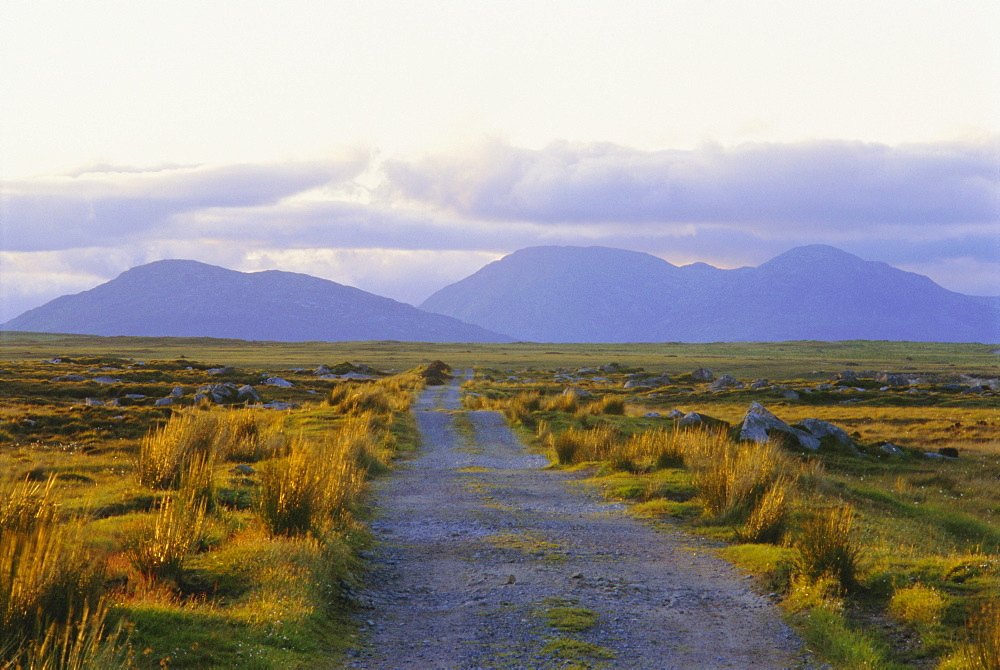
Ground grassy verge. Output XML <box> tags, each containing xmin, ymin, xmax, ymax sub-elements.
<box><xmin>0</xmin><ymin>355</ymin><xmax>424</xmax><ymax>668</ymax></box>
<box><xmin>463</xmin><ymin>359</ymin><xmax>1000</xmax><ymax>668</ymax></box>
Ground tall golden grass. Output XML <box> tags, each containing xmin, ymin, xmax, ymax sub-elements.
<box><xmin>125</xmin><ymin>489</ymin><xmax>208</xmax><ymax>581</ymax></box>
<box><xmin>257</xmin><ymin>434</ymin><xmax>364</xmax><ymax>538</ymax></box>
<box><xmin>793</xmin><ymin>505</ymin><xmax>862</xmax><ymax>592</ymax></box>
<box><xmin>135</xmin><ymin>412</ymin><xmax>219</xmax><ymax>489</ymax></box>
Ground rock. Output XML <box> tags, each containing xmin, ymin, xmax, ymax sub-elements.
<box><xmin>207</xmin><ymin>366</ymin><xmax>235</xmax><ymax>375</ymax></box>
<box><xmin>677</xmin><ymin>412</ymin><xmax>705</xmax><ymax>428</ymax></box>
<box><xmin>169</xmin><ymin>386</ymin><xmax>184</xmax><ymax>397</ymax></box>
<box><xmin>315</xmin><ymin>365</ymin><xmax>332</xmax><ymax>375</ymax></box>
<box><xmin>750</xmin><ymin>379</ymin><xmax>769</xmax><ymax>390</ymax></box>
<box><xmin>778</xmin><ymin>389</ymin><xmax>800</xmax><ymax>400</ymax></box>
<box><xmin>237</xmin><ymin>385</ymin><xmax>262</xmax><ymax>402</ymax></box>
<box><xmin>264</xmin><ymin>377</ymin><xmax>294</xmax><ymax>388</ymax></box>
<box><xmin>52</xmin><ymin>374</ymin><xmax>87</xmax><ymax>382</ymax></box>
<box><xmin>505</xmin><ymin>575</ymin><xmax>516</xmax><ymax>585</ymax></box>
<box><xmin>623</xmin><ymin>380</ymin><xmax>652</xmax><ymax>389</ymax></box>
<box><xmin>643</xmin><ymin>412</ymin><xmax>662</xmax><ymax>418</ymax></box>
<box><xmin>738</xmin><ymin>402</ymin><xmax>820</xmax><ymax>450</ymax></box>
<box><xmin>875</xmin><ymin>372</ymin><xmax>910</xmax><ymax>387</ymax></box>
<box><xmin>84</xmin><ymin>398</ymin><xmax>105</xmax><ymax>406</ymax></box>
<box><xmin>667</xmin><ymin>409</ymin><xmax>685</xmax><ymax>419</ymax></box>
<box><xmin>154</xmin><ymin>397</ymin><xmax>174</xmax><ymax>407</ymax></box>
<box><xmin>124</xmin><ymin>394</ymin><xmax>146</xmax><ymax>400</ymax></box>
<box><xmin>708</xmin><ymin>374</ymin><xmax>738</xmax><ymax>390</ymax></box>
<box><xmin>880</xmin><ymin>442</ymin><xmax>905</xmax><ymax>456</ymax></box>
<box><xmin>197</xmin><ymin>383</ymin><xmax>240</xmax><ymax>403</ymax></box>
<box><xmin>90</xmin><ymin>376</ymin><xmax>120</xmax><ymax>384</ymax></box>
<box><xmin>562</xmin><ymin>386</ymin><xmax>592</xmax><ymax>398</ymax></box>
<box><xmin>576</xmin><ymin>367</ymin><xmax>596</xmax><ymax>374</ymax></box>
<box><xmin>815</xmin><ymin>383</ymin><xmax>834</xmax><ymax>391</ymax></box>
<box><xmin>230</xmin><ymin>464</ymin><xmax>256</xmax><ymax>475</ymax></box>
<box><xmin>938</xmin><ymin>447</ymin><xmax>959</xmax><ymax>458</ymax></box>
<box><xmin>260</xmin><ymin>402</ymin><xmax>300</xmax><ymax>410</ymax></box>
<box><xmin>923</xmin><ymin>452</ymin><xmax>945</xmax><ymax>460</ymax></box>
<box><xmin>833</xmin><ymin>370</ymin><xmax>858</xmax><ymax>383</ymax></box>
<box><xmin>797</xmin><ymin>418</ymin><xmax>854</xmax><ymax>448</ymax></box>
<box><xmin>691</xmin><ymin>368</ymin><xmax>715</xmax><ymax>382</ymax></box>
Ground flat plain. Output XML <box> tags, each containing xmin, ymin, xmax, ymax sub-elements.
<box><xmin>0</xmin><ymin>331</ymin><xmax>997</xmax><ymax>668</ymax></box>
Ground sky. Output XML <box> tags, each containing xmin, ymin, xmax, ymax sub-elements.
<box><xmin>1</xmin><ymin>0</ymin><xmax>998</xmax><ymax>322</ymax></box>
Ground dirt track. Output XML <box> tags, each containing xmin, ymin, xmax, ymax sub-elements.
<box><xmin>346</xmin><ymin>372</ymin><xmax>803</xmax><ymax>668</ymax></box>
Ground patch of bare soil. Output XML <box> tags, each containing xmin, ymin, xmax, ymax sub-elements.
<box><xmin>346</xmin><ymin>373</ymin><xmax>804</xmax><ymax>668</ymax></box>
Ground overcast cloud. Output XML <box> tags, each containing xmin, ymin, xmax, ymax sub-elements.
<box><xmin>1</xmin><ymin>138</ymin><xmax>998</xmax><ymax>322</ymax></box>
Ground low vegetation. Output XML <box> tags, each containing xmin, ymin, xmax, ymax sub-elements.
<box><xmin>460</xmin><ymin>347</ymin><xmax>999</xmax><ymax>668</ymax></box>
<box><xmin>1</xmin><ymin>335</ymin><xmax>997</xmax><ymax>668</ymax></box>
<box><xmin>0</xmin><ymin>352</ymin><xmax>424</xmax><ymax>667</ymax></box>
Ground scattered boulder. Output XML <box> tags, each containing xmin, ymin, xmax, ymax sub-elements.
<box><xmin>749</xmin><ymin>379</ymin><xmax>769</xmax><ymax>390</ymax></box>
<box><xmin>84</xmin><ymin>398</ymin><xmax>105</xmax><ymax>407</ymax></box>
<box><xmin>938</xmin><ymin>447</ymin><xmax>959</xmax><ymax>459</ymax></box>
<box><xmin>691</xmin><ymin>368</ymin><xmax>715</xmax><ymax>382</ymax></box>
<box><xmin>624</xmin><ymin>379</ymin><xmax>652</xmax><ymax>389</ymax></box>
<box><xmin>169</xmin><ymin>386</ymin><xmax>184</xmax><ymax>397</ymax></box>
<box><xmin>833</xmin><ymin>370</ymin><xmax>857</xmax><ymax>382</ymax></box>
<box><xmin>923</xmin><ymin>452</ymin><xmax>945</xmax><ymax>460</ymax></box>
<box><xmin>90</xmin><ymin>376</ymin><xmax>120</xmax><ymax>384</ymax></box>
<box><xmin>315</xmin><ymin>365</ymin><xmax>332</xmax><ymax>375</ymax></box>
<box><xmin>237</xmin><ymin>385</ymin><xmax>262</xmax><ymax>403</ymax></box>
<box><xmin>880</xmin><ymin>442</ymin><xmax>905</xmax><ymax>456</ymax></box>
<box><xmin>260</xmin><ymin>402</ymin><xmax>300</xmax><ymax>410</ymax></box>
<box><xmin>562</xmin><ymin>386</ymin><xmax>592</xmax><ymax>399</ymax></box>
<box><xmin>677</xmin><ymin>412</ymin><xmax>706</xmax><ymax>428</ymax></box>
<box><xmin>208</xmin><ymin>367</ymin><xmax>235</xmax><ymax>376</ymax></box>
<box><xmin>667</xmin><ymin>409</ymin><xmax>685</xmax><ymax>419</ymax></box>
<box><xmin>197</xmin><ymin>383</ymin><xmax>240</xmax><ymax>404</ymax></box>
<box><xmin>230</xmin><ymin>464</ymin><xmax>256</xmax><ymax>475</ymax></box>
<box><xmin>796</xmin><ymin>418</ymin><xmax>855</xmax><ymax>448</ymax></box>
<box><xmin>52</xmin><ymin>374</ymin><xmax>87</xmax><ymax>382</ymax></box>
<box><xmin>875</xmin><ymin>372</ymin><xmax>910</xmax><ymax>387</ymax></box>
<box><xmin>154</xmin><ymin>397</ymin><xmax>174</xmax><ymax>407</ymax></box>
<box><xmin>708</xmin><ymin>374</ymin><xmax>738</xmax><ymax>390</ymax></box>
<box><xmin>264</xmin><ymin>377</ymin><xmax>294</xmax><ymax>388</ymax></box>
<box><xmin>778</xmin><ymin>389</ymin><xmax>800</xmax><ymax>400</ymax></box>
<box><xmin>643</xmin><ymin>412</ymin><xmax>662</xmax><ymax>418</ymax></box>
<box><xmin>737</xmin><ymin>402</ymin><xmax>820</xmax><ymax>451</ymax></box>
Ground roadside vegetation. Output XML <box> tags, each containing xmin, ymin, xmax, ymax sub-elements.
<box><xmin>1</xmin><ymin>335</ymin><xmax>996</xmax><ymax>668</ymax></box>
<box><xmin>462</xmin><ymin>351</ymin><xmax>999</xmax><ymax>668</ymax></box>
<box><xmin>0</xmin><ymin>352</ymin><xmax>424</xmax><ymax>668</ymax></box>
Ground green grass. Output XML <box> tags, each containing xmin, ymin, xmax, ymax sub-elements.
<box><xmin>1</xmin><ymin>334</ymin><xmax>998</xmax><ymax>667</ymax></box>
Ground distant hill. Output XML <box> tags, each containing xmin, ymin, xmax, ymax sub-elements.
<box><xmin>1</xmin><ymin>260</ymin><xmax>513</xmax><ymax>343</ymax></box>
<box><xmin>420</xmin><ymin>245</ymin><xmax>1000</xmax><ymax>343</ymax></box>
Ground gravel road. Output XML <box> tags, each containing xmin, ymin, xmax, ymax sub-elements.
<box><xmin>346</xmin><ymin>372</ymin><xmax>803</xmax><ymax>668</ymax></box>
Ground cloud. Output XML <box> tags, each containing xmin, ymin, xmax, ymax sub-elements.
<box><xmin>381</xmin><ymin>138</ymin><xmax>1000</xmax><ymax>229</ymax></box>
<box><xmin>1</xmin><ymin>140</ymin><xmax>997</xmax><ymax>322</ymax></box>
<box><xmin>0</xmin><ymin>157</ymin><xmax>369</xmax><ymax>251</ymax></box>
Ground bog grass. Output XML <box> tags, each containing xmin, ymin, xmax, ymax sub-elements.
<box><xmin>0</xmin><ymin>335</ymin><xmax>997</xmax><ymax>667</ymax></box>
<box><xmin>0</xmin><ymin>350</ymin><xmax>423</xmax><ymax>668</ymax></box>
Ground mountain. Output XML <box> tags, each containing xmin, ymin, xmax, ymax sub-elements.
<box><xmin>1</xmin><ymin>260</ymin><xmax>513</xmax><ymax>343</ymax></box>
<box><xmin>420</xmin><ymin>245</ymin><xmax>1000</xmax><ymax>343</ymax></box>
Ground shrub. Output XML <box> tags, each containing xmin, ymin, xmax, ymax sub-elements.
<box><xmin>135</xmin><ymin>412</ymin><xmax>218</xmax><ymax>489</ymax></box>
<box><xmin>551</xmin><ymin>425</ymin><xmax>619</xmax><ymax>465</ymax></box>
<box><xmin>126</xmin><ymin>489</ymin><xmax>208</xmax><ymax>581</ymax></box>
<box><xmin>586</xmin><ymin>395</ymin><xmax>626</xmax><ymax>416</ymax></box>
<box><xmin>0</xmin><ymin>476</ymin><xmax>59</xmax><ymax>534</ymax></box>
<box><xmin>692</xmin><ymin>438</ymin><xmax>788</xmax><ymax>526</ymax></box>
<box><xmin>793</xmin><ymin>505</ymin><xmax>862</xmax><ymax>592</ymax></box>
<box><xmin>0</xmin><ymin>521</ymin><xmax>116</xmax><ymax>668</ymax></box>
<box><xmin>736</xmin><ymin>476</ymin><xmax>792</xmax><ymax>544</ymax></box>
<box><xmin>257</xmin><ymin>436</ymin><xmax>363</xmax><ymax>538</ymax></box>
<box><xmin>957</xmin><ymin>601</ymin><xmax>1000</xmax><ymax>670</ymax></box>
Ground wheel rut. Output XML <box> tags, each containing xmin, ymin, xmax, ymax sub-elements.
<box><xmin>346</xmin><ymin>372</ymin><xmax>803</xmax><ymax>668</ymax></box>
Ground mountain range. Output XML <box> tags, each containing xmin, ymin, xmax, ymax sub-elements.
<box><xmin>3</xmin><ymin>246</ymin><xmax>997</xmax><ymax>343</ymax></box>
<box><xmin>0</xmin><ymin>260</ymin><xmax>512</xmax><ymax>342</ymax></box>
<box><xmin>419</xmin><ymin>245</ymin><xmax>999</xmax><ymax>343</ymax></box>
